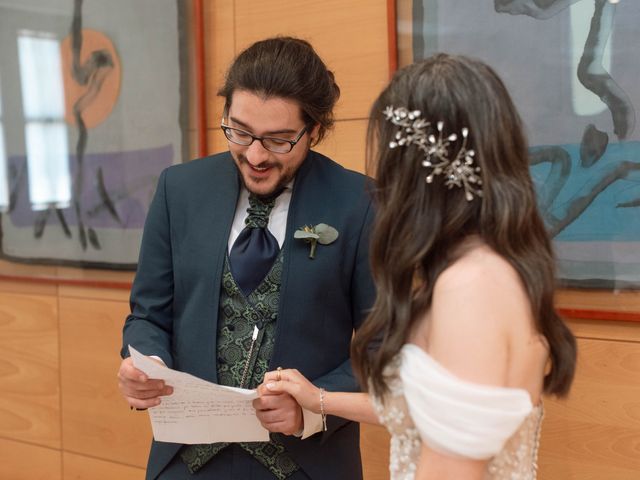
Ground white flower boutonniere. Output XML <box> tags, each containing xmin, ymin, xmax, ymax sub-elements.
<box><xmin>294</xmin><ymin>223</ymin><xmax>339</xmax><ymax>259</ymax></box>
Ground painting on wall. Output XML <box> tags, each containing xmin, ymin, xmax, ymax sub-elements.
<box><xmin>396</xmin><ymin>0</ymin><xmax>640</xmax><ymax>289</ymax></box>
<box><xmin>0</xmin><ymin>0</ymin><xmax>189</xmax><ymax>269</ymax></box>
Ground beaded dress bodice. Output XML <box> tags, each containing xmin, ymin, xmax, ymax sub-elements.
<box><xmin>371</xmin><ymin>346</ymin><xmax>544</xmax><ymax>480</ymax></box>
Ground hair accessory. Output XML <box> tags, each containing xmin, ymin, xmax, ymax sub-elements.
<box><xmin>384</xmin><ymin>106</ymin><xmax>483</xmax><ymax>201</ymax></box>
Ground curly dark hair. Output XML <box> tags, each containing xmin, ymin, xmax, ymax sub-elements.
<box><xmin>218</xmin><ymin>36</ymin><xmax>340</xmax><ymax>145</ymax></box>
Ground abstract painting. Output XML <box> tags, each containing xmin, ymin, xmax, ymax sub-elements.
<box><xmin>0</xmin><ymin>0</ymin><xmax>187</xmax><ymax>268</ymax></box>
<box><xmin>398</xmin><ymin>0</ymin><xmax>640</xmax><ymax>288</ymax></box>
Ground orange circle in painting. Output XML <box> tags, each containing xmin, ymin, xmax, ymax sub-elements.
<box><xmin>60</xmin><ymin>29</ymin><xmax>121</xmax><ymax>129</ymax></box>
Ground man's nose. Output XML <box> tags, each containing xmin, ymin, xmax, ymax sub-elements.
<box><xmin>245</xmin><ymin>139</ymin><xmax>270</xmax><ymax>165</ymax></box>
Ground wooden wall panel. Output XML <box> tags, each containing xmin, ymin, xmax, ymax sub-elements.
<box><xmin>0</xmin><ymin>258</ymin><xmax>56</xmax><ymax>279</ymax></box>
<box><xmin>58</xmin><ymin>285</ymin><xmax>130</xmax><ymax>303</ymax></box>
<box><xmin>361</xmin><ymin>424</ymin><xmax>391</xmax><ymax>480</ymax></box>
<box><xmin>314</xmin><ymin>119</ymin><xmax>368</xmax><ymax>173</ymax></box>
<box><xmin>0</xmin><ymin>278</ymin><xmax>57</xmax><ymax>296</ymax></box>
<box><xmin>233</xmin><ymin>0</ymin><xmax>389</xmax><ymax>121</ymax></box>
<box><xmin>570</xmin><ymin>318</ymin><xmax>640</xmax><ymax>343</ymax></box>
<box><xmin>0</xmin><ymin>438</ymin><xmax>61</xmax><ymax>480</ymax></box>
<box><xmin>0</xmin><ymin>292</ymin><xmax>59</xmax><ymax>448</ymax></box>
<box><xmin>557</xmin><ymin>288</ymin><xmax>640</xmax><ymax>315</ymax></box>
<box><xmin>59</xmin><ymin>298</ymin><xmax>151</xmax><ymax>467</ymax></box>
<box><xmin>54</xmin><ymin>266</ymin><xmax>134</xmax><ymax>286</ymax></box>
<box><xmin>184</xmin><ymin>0</ymin><xmax>197</xmax><ymax>132</ymax></box>
<box><xmin>207</xmin><ymin>127</ymin><xmax>228</xmax><ymax>155</ymax></box>
<box><xmin>64</xmin><ymin>452</ymin><xmax>145</xmax><ymax>480</ymax></box>
<box><xmin>204</xmin><ymin>0</ymin><xmax>235</xmax><ymax>133</ymax></box>
<box><xmin>538</xmin><ymin>337</ymin><xmax>640</xmax><ymax>479</ymax></box>
<box><xmin>188</xmin><ymin>128</ymin><xmax>198</xmax><ymax>161</ymax></box>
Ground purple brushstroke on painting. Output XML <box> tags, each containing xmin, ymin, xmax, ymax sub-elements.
<box><xmin>8</xmin><ymin>144</ymin><xmax>173</xmax><ymax>229</ymax></box>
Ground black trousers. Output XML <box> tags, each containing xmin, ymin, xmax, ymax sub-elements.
<box><xmin>158</xmin><ymin>444</ymin><xmax>312</xmax><ymax>480</ymax></box>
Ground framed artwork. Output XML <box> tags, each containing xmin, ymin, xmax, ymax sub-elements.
<box><xmin>0</xmin><ymin>0</ymin><xmax>191</xmax><ymax>269</ymax></box>
<box><xmin>393</xmin><ymin>0</ymin><xmax>640</xmax><ymax>293</ymax></box>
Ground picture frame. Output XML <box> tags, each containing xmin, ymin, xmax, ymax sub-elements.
<box><xmin>390</xmin><ymin>0</ymin><xmax>640</xmax><ymax>320</ymax></box>
<box><xmin>0</xmin><ymin>0</ymin><xmax>199</xmax><ymax>271</ymax></box>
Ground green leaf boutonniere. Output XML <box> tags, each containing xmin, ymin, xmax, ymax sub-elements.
<box><xmin>294</xmin><ymin>223</ymin><xmax>339</xmax><ymax>259</ymax></box>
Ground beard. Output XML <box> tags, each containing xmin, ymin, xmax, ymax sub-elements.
<box><xmin>235</xmin><ymin>154</ymin><xmax>296</xmax><ymax>199</ymax></box>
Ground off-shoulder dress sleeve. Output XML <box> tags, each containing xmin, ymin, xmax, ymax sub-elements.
<box><xmin>399</xmin><ymin>344</ymin><xmax>533</xmax><ymax>460</ymax></box>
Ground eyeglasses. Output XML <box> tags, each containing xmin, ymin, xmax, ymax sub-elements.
<box><xmin>221</xmin><ymin>122</ymin><xmax>308</xmax><ymax>154</ymax></box>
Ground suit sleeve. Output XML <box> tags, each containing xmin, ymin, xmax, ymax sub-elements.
<box><xmin>120</xmin><ymin>168</ymin><xmax>175</xmax><ymax>368</ymax></box>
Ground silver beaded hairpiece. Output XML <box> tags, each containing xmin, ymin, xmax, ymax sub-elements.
<box><xmin>383</xmin><ymin>106</ymin><xmax>483</xmax><ymax>201</ymax></box>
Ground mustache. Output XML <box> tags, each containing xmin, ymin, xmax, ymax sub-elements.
<box><xmin>237</xmin><ymin>155</ymin><xmax>279</xmax><ymax>169</ymax></box>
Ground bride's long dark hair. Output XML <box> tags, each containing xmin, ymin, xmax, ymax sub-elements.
<box><xmin>352</xmin><ymin>54</ymin><xmax>576</xmax><ymax>398</ymax></box>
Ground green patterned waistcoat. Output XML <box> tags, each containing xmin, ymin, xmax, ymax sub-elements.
<box><xmin>181</xmin><ymin>253</ymin><xmax>300</xmax><ymax>479</ymax></box>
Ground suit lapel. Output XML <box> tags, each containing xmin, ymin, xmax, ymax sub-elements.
<box><xmin>199</xmin><ymin>153</ymin><xmax>240</xmax><ymax>382</ymax></box>
<box><xmin>269</xmin><ymin>152</ymin><xmax>316</xmax><ymax>369</ymax></box>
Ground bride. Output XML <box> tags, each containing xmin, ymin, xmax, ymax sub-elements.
<box><xmin>261</xmin><ymin>54</ymin><xmax>577</xmax><ymax>480</ymax></box>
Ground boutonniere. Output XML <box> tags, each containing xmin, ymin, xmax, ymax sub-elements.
<box><xmin>294</xmin><ymin>224</ymin><xmax>339</xmax><ymax>259</ymax></box>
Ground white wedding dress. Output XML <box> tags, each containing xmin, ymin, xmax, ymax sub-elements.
<box><xmin>371</xmin><ymin>344</ymin><xmax>544</xmax><ymax>480</ymax></box>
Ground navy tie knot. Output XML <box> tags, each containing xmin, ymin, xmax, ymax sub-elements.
<box><xmin>244</xmin><ymin>194</ymin><xmax>276</xmax><ymax>229</ymax></box>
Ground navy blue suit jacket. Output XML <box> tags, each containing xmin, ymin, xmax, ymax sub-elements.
<box><xmin>121</xmin><ymin>150</ymin><xmax>376</xmax><ymax>479</ymax></box>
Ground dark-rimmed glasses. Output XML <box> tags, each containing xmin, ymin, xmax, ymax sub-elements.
<box><xmin>221</xmin><ymin>122</ymin><xmax>308</xmax><ymax>154</ymax></box>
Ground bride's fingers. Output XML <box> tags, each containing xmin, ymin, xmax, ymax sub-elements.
<box><xmin>264</xmin><ymin>368</ymin><xmax>299</xmax><ymax>384</ymax></box>
<box><xmin>264</xmin><ymin>378</ymin><xmax>321</xmax><ymax>413</ymax></box>
<box><xmin>265</xmin><ymin>379</ymin><xmax>297</xmax><ymax>396</ymax></box>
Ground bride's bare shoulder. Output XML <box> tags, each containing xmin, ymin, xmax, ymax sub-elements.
<box><xmin>430</xmin><ymin>243</ymin><xmax>534</xmax><ymax>344</ymax></box>
<box><xmin>436</xmin><ymin>243</ymin><xmax>523</xmax><ymax>294</ymax></box>
<box><xmin>424</xmin><ymin>243</ymin><xmax>536</xmax><ymax>386</ymax></box>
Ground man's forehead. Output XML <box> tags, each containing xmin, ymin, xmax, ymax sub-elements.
<box><xmin>228</xmin><ymin>90</ymin><xmax>305</xmax><ymax>131</ymax></box>
<box><xmin>228</xmin><ymin>90</ymin><xmax>303</xmax><ymax>110</ymax></box>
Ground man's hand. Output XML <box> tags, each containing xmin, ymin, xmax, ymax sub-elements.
<box><xmin>117</xmin><ymin>356</ymin><xmax>173</xmax><ymax>409</ymax></box>
<box><xmin>253</xmin><ymin>386</ymin><xmax>303</xmax><ymax>436</ymax></box>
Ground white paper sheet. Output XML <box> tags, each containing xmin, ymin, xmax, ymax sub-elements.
<box><xmin>129</xmin><ymin>345</ymin><xmax>270</xmax><ymax>444</ymax></box>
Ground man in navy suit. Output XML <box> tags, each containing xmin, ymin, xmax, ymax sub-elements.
<box><xmin>117</xmin><ymin>37</ymin><xmax>375</xmax><ymax>479</ymax></box>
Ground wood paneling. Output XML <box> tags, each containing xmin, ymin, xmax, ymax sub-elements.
<box><xmin>569</xmin><ymin>318</ymin><xmax>640</xmax><ymax>343</ymax></box>
<box><xmin>54</xmin><ymin>266</ymin><xmax>134</xmax><ymax>286</ymax></box>
<box><xmin>538</xmin><ymin>338</ymin><xmax>640</xmax><ymax>479</ymax></box>
<box><xmin>361</xmin><ymin>424</ymin><xmax>391</xmax><ymax>480</ymax></box>
<box><xmin>0</xmin><ymin>293</ymin><xmax>59</xmax><ymax>448</ymax></box>
<box><xmin>59</xmin><ymin>298</ymin><xmax>151</xmax><ymax>467</ymax></box>
<box><xmin>0</xmin><ymin>258</ymin><xmax>57</xmax><ymax>279</ymax></box>
<box><xmin>0</xmin><ymin>438</ymin><xmax>61</xmax><ymax>480</ymax></box>
<box><xmin>314</xmin><ymin>119</ymin><xmax>368</xmax><ymax>174</ymax></box>
<box><xmin>557</xmin><ymin>288</ymin><xmax>640</xmax><ymax>316</ymax></box>
<box><xmin>233</xmin><ymin>0</ymin><xmax>389</xmax><ymax>121</ymax></box>
<box><xmin>188</xmin><ymin>128</ymin><xmax>199</xmax><ymax>161</ymax></box>
<box><xmin>58</xmin><ymin>285</ymin><xmax>130</xmax><ymax>302</ymax></box>
<box><xmin>0</xmin><ymin>278</ymin><xmax>57</xmax><ymax>296</ymax></box>
<box><xmin>395</xmin><ymin>0</ymin><xmax>414</xmax><ymax>68</ymax></box>
<box><xmin>184</xmin><ymin>0</ymin><xmax>197</xmax><ymax>132</ymax></box>
<box><xmin>64</xmin><ymin>452</ymin><xmax>145</xmax><ymax>480</ymax></box>
<box><xmin>207</xmin><ymin>127</ymin><xmax>228</xmax><ymax>155</ymax></box>
<box><xmin>204</xmin><ymin>0</ymin><xmax>235</xmax><ymax>135</ymax></box>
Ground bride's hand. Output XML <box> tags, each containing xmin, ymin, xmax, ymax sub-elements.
<box><xmin>261</xmin><ymin>368</ymin><xmax>321</xmax><ymax>413</ymax></box>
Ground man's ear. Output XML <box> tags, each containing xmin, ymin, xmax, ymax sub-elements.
<box><xmin>309</xmin><ymin>123</ymin><xmax>321</xmax><ymax>145</ymax></box>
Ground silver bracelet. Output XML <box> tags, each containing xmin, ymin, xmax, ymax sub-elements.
<box><xmin>319</xmin><ymin>388</ymin><xmax>327</xmax><ymax>431</ymax></box>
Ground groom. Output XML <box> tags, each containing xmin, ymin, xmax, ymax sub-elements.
<box><xmin>117</xmin><ymin>37</ymin><xmax>375</xmax><ymax>479</ymax></box>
